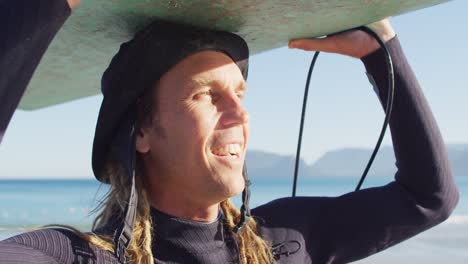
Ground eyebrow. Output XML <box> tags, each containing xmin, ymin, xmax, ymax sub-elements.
<box><xmin>189</xmin><ymin>76</ymin><xmax>248</xmax><ymax>93</ymax></box>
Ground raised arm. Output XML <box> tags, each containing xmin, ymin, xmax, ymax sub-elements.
<box><xmin>254</xmin><ymin>19</ymin><xmax>459</xmax><ymax>263</ymax></box>
<box><xmin>0</xmin><ymin>1</ymin><xmax>78</xmax><ymax>260</ymax></box>
<box><xmin>0</xmin><ymin>0</ymin><xmax>77</xmax><ymax>143</ymax></box>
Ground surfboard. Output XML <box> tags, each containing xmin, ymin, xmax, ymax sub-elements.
<box><xmin>19</xmin><ymin>0</ymin><xmax>452</xmax><ymax>110</ymax></box>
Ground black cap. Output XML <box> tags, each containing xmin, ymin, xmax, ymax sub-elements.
<box><xmin>92</xmin><ymin>20</ymin><xmax>249</xmax><ymax>182</ymax></box>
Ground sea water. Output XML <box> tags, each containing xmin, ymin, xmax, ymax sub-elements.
<box><xmin>0</xmin><ymin>177</ymin><xmax>467</xmax><ymax>263</ymax></box>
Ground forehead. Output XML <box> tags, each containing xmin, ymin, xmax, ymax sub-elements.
<box><xmin>167</xmin><ymin>51</ymin><xmax>246</xmax><ymax>88</ymax></box>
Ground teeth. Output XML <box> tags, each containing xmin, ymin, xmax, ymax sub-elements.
<box><xmin>212</xmin><ymin>144</ymin><xmax>241</xmax><ymax>156</ymax></box>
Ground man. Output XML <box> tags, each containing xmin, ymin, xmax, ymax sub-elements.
<box><xmin>0</xmin><ymin>1</ymin><xmax>459</xmax><ymax>263</ymax></box>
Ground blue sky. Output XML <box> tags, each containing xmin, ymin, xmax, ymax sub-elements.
<box><xmin>0</xmin><ymin>0</ymin><xmax>466</xmax><ymax>179</ymax></box>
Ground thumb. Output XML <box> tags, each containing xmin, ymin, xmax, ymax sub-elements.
<box><xmin>288</xmin><ymin>37</ymin><xmax>339</xmax><ymax>53</ymax></box>
<box><xmin>67</xmin><ymin>0</ymin><xmax>80</xmax><ymax>9</ymax></box>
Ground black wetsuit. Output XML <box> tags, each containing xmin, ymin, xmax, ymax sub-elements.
<box><xmin>0</xmin><ymin>1</ymin><xmax>460</xmax><ymax>263</ymax></box>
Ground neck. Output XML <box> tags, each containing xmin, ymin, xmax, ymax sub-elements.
<box><xmin>148</xmin><ymin>191</ymin><xmax>221</xmax><ymax>223</ymax></box>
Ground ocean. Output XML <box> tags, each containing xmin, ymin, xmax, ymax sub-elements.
<box><xmin>0</xmin><ymin>177</ymin><xmax>467</xmax><ymax>263</ymax></box>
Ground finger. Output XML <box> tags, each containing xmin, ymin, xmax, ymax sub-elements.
<box><xmin>366</xmin><ymin>18</ymin><xmax>396</xmax><ymax>43</ymax></box>
<box><xmin>67</xmin><ymin>0</ymin><xmax>81</xmax><ymax>9</ymax></box>
<box><xmin>288</xmin><ymin>37</ymin><xmax>339</xmax><ymax>53</ymax></box>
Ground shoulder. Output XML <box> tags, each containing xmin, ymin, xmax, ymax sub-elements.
<box><xmin>252</xmin><ymin>196</ymin><xmax>333</xmax><ymax>243</ymax></box>
<box><xmin>0</xmin><ymin>240</ymin><xmax>59</xmax><ymax>264</ymax></box>
<box><xmin>1</xmin><ymin>228</ymin><xmax>117</xmax><ymax>264</ymax></box>
<box><xmin>252</xmin><ymin>196</ymin><xmax>332</xmax><ymax>225</ymax></box>
<box><xmin>250</xmin><ymin>197</ymin><xmax>333</xmax><ymax>263</ymax></box>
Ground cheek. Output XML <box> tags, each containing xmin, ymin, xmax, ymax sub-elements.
<box><xmin>191</xmin><ymin>112</ymin><xmax>219</xmax><ymax>148</ymax></box>
<box><xmin>185</xmin><ymin>103</ymin><xmax>218</xmax><ymax>134</ymax></box>
<box><xmin>169</xmin><ymin>107</ymin><xmax>219</xmax><ymax>152</ymax></box>
<box><xmin>244</xmin><ymin>122</ymin><xmax>250</xmax><ymax>143</ymax></box>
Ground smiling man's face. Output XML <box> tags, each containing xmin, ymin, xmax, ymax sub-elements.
<box><xmin>137</xmin><ymin>51</ymin><xmax>249</xmax><ymax>209</ymax></box>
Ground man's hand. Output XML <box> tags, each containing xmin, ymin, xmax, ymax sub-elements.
<box><xmin>67</xmin><ymin>0</ymin><xmax>80</xmax><ymax>9</ymax></box>
<box><xmin>288</xmin><ymin>19</ymin><xmax>396</xmax><ymax>58</ymax></box>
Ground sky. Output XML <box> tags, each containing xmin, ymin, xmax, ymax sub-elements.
<box><xmin>0</xmin><ymin>0</ymin><xmax>467</xmax><ymax>179</ymax></box>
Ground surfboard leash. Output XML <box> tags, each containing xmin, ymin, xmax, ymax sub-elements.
<box><xmin>353</xmin><ymin>26</ymin><xmax>395</xmax><ymax>192</ymax></box>
<box><xmin>292</xmin><ymin>51</ymin><xmax>320</xmax><ymax>197</ymax></box>
<box><xmin>291</xmin><ymin>26</ymin><xmax>395</xmax><ymax>197</ymax></box>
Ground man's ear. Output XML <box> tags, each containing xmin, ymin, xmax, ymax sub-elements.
<box><xmin>136</xmin><ymin>127</ymin><xmax>151</xmax><ymax>154</ymax></box>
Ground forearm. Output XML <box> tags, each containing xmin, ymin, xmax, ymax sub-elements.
<box><xmin>0</xmin><ymin>0</ymin><xmax>71</xmax><ymax>142</ymax></box>
<box><xmin>361</xmin><ymin>36</ymin><xmax>459</xmax><ymax>217</ymax></box>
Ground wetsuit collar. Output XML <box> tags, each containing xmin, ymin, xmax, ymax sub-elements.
<box><xmin>150</xmin><ymin>207</ymin><xmax>239</xmax><ymax>263</ymax></box>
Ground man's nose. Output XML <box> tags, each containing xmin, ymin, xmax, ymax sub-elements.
<box><xmin>220</xmin><ymin>94</ymin><xmax>249</xmax><ymax>127</ymax></box>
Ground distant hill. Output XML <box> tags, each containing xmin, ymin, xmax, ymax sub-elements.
<box><xmin>246</xmin><ymin>144</ymin><xmax>468</xmax><ymax>179</ymax></box>
<box><xmin>307</xmin><ymin>147</ymin><xmax>396</xmax><ymax>178</ymax></box>
<box><xmin>245</xmin><ymin>150</ymin><xmax>308</xmax><ymax>179</ymax></box>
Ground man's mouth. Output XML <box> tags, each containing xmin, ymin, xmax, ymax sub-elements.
<box><xmin>211</xmin><ymin>143</ymin><xmax>242</xmax><ymax>158</ymax></box>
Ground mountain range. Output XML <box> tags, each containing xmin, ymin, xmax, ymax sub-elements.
<box><xmin>245</xmin><ymin>144</ymin><xmax>468</xmax><ymax>179</ymax></box>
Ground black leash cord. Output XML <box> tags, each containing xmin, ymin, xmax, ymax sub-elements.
<box><xmin>291</xmin><ymin>26</ymin><xmax>395</xmax><ymax>197</ymax></box>
<box><xmin>353</xmin><ymin>26</ymin><xmax>395</xmax><ymax>191</ymax></box>
<box><xmin>292</xmin><ymin>51</ymin><xmax>320</xmax><ymax>197</ymax></box>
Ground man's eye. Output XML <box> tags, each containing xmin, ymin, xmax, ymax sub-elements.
<box><xmin>194</xmin><ymin>90</ymin><xmax>211</xmax><ymax>99</ymax></box>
